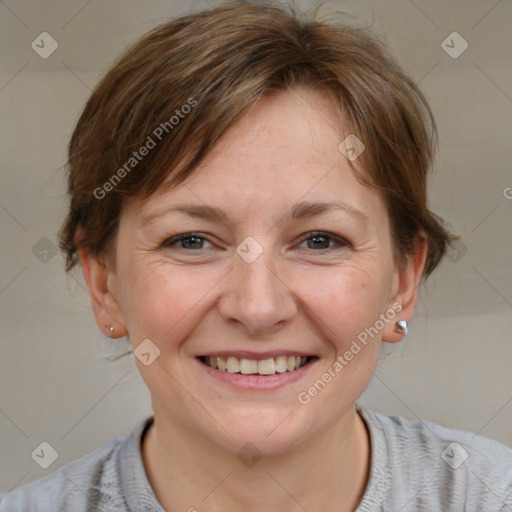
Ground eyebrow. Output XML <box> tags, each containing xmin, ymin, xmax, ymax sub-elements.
<box><xmin>140</xmin><ymin>200</ymin><xmax>368</xmax><ymax>227</ymax></box>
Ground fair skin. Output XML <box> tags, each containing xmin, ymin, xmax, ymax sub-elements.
<box><xmin>78</xmin><ymin>86</ymin><xmax>427</xmax><ymax>512</ymax></box>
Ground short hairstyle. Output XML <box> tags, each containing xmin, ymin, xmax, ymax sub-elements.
<box><xmin>58</xmin><ymin>0</ymin><xmax>457</xmax><ymax>278</ymax></box>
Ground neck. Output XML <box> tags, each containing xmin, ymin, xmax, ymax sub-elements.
<box><xmin>141</xmin><ymin>405</ymin><xmax>370</xmax><ymax>512</ymax></box>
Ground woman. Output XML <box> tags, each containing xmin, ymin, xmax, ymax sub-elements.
<box><xmin>2</xmin><ymin>2</ymin><xmax>511</xmax><ymax>511</ymax></box>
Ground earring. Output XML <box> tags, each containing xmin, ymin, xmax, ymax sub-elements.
<box><xmin>107</xmin><ymin>325</ymin><xmax>115</xmax><ymax>336</ymax></box>
<box><xmin>395</xmin><ymin>320</ymin><xmax>408</xmax><ymax>338</ymax></box>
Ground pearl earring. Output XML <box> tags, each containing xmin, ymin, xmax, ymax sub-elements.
<box><xmin>107</xmin><ymin>325</ymin><xmax>114</xmax><ymax>336</ymax></box>
<box><xmin>395</xmin><ymin>320</ymin><xmax>408</xmax><ymax>338</ymax></box>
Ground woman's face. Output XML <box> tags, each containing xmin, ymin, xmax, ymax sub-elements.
<box><xmin>88</xmin><ymin>86</ymin><xmax>422</xmax><ymax>454</ymax></box>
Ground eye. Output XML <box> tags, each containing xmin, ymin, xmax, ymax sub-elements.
<box><xmin>161</xmin><ymin>232</ymin><xmax>213</xmax><ymax>250</ymax></box>
<box><xmin>298</xmin><ymin>231</ymin><xmax>349</xmax><ymax>251</ymax></box>
<box><xmin>160</xmin><ymin>231</ymin><xmax>350</xmax><ymax>253</ymax></box>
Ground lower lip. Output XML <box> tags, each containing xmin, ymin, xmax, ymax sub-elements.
<box><xmin>195</xmin><ymin>357</ymin><xmax>318</xmax><ymax>391</ymax></box>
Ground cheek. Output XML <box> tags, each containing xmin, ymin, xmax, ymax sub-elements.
<box><xmin>296</xmin><ymin>263</ymin><xmax>390</xmax><ymax>348</ymax></box>
<box><xmin>119</xmin><ymin>260</ymin><xmax>225</xmax><ymax>343</ymax></box>
<box><xmin>118</xmin><ymin>246</ymin><xmax>393</xmax><ymax>352</ymax></box>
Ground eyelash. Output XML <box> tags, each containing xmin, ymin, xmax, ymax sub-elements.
<box><xmin>160</xmin><ymin>231</ymin><xmax>350</xmax><ymax>253</ymax></box>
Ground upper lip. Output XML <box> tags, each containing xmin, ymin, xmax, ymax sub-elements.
<box><xmin>197</xmin><ymin>350</ymin><xmax>316</xmax><ymax>360</ymax></box>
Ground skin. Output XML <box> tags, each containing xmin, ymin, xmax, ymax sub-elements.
<box><xmin>78</xmin><ymin>86</ymin><xmax>427</xmax><ymax>511</ymax></box>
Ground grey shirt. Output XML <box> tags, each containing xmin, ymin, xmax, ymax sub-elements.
<box><xmin>1</xmin><ymin>406</ymin><xmax>511</xmax><ymax>511</ymax></box>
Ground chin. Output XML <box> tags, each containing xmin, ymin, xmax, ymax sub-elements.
<box><xmin>202</xmin><ymin>407</ymin><xmax>314</xmax><ymax>457</ymax></box>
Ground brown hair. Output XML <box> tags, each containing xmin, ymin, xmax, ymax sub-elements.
<box><xmin>58</xmin><ymin>0</ymin><xmax>457</xmax><ymax>278</ymax></box>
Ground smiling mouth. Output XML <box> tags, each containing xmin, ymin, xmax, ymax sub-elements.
<box><xmin>198</xmin><ymin>355</ymin><xmax>317</xmax><ymax>375</ymax></box>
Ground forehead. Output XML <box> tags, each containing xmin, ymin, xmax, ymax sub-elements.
<box><xmin>129</xmin><ymin>87</ymin><xmax>385</xmax><ymax>222</ymax></box>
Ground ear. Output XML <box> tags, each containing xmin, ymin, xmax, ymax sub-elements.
<box><xmin>77</xmin><ymin>247</ymin><xmax>128</xmax><ymax>339</ymax></box>
<box><xmin>382</xmin><ymin>234</ymin><xmax>428</xmax><ymax>343</ymax></box>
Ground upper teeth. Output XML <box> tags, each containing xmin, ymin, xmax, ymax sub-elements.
<box><xmin>206</xmin><ymin>355</ymin><xmax>308</xmax><ymax>375</ymax></box>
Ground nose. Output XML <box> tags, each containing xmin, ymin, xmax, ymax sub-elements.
<box><xmin>217</xmin><ymin>239</ymin><xmax>298</xmax><ymax>336</ymax></box>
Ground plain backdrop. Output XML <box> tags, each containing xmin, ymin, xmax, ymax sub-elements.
<box><xmin>1</xmin><ymin>0</ymin><xmax>511</xmax><ymax>494</ymax></box>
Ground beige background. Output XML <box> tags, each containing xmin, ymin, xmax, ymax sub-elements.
<box><xmin>1</xmin><ymin>0</ymin><xmax>511</xmax><ymax>495</ymax></box>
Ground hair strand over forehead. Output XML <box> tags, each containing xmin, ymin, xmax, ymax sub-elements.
<box><xmin>58</xmin><ymin>0</ymin><xmax>458</xmax><ymax>279</ymax></box>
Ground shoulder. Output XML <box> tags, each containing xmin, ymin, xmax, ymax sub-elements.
<box><xmin>0</xmin><ymin>439</ymin><xmax>124</xmax><ymax>512</ymax></box>
<box><xmin>0</xmin><ymin>418</ymin><xmax>151</xmax><ymax>512</ymax></box>
<box><xmin>358</xmin><ymin>407</ymin><xmax>512</xmax><ymax>511</ymax></box>
<box><xmin>366</xmin><ymin>406</ymin><xmax>512</xmax><ymax>468</ymax></box>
